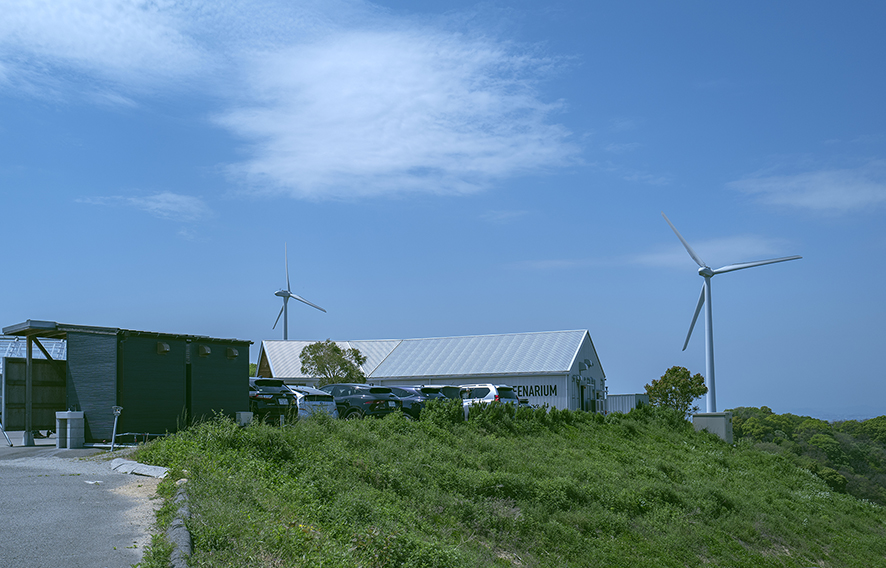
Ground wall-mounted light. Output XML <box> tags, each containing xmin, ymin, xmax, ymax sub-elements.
<box><xmin>579</xmin><ymin>362</ymin><xmax>588</xmax><ymax>372</ymax></box>
<box><xmin>584</xmin><ymin>359</ymin><xmax>593</xmax><ymax>367</ymax></box>
<box><xmin>157</xmin><ymin>342</ymin><xmax>170</xmax><ymax>355</ymax></box>
<box><xmin>226</xmin><ymin>347</ymin><xmax>239</xmax><ymax>360</ymax></box>
<box><xmin>198</xmin><ymin>345</ymin><xmax>211</xmax><ymax>358</ymax></box>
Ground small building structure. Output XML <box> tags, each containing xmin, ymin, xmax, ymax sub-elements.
<box><xmin>256</xmin><ymin>330</ymin><xmax>606</xmax><ymax>412</ymax></box>
<box><xmin>606</xmin><ymin>393</ymin><xmax>649</xmax><ymax>414</ymax></box>
<box><xmin>2</xmin><ymin>320</ymin><xmax>251</xmax><ymax>444</ymax></box>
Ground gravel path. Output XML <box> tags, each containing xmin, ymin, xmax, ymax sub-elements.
<box><xmin>0</xmin><ymin>441</ymin><xmax>163</xmax><ymax>568</ymax></box>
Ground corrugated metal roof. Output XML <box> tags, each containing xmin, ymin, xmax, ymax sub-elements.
<box><xmin>259</xmin><ymin>330</ymin><xmax>590</xmax><ymax>380</ymax></box>
<box><xmin>371</xmin><ymin>330</ymin><xmax>586</xmax><ymax>378</ymax></box>
<box><xmin>260</xmin><ymin>339</ymin><xmax>402</xmax><ymax>378</ymax></box>
<box><xmin>0</xmin><ymin>336</ymin><xmax>68</xmax><ymax>375</ymax></box>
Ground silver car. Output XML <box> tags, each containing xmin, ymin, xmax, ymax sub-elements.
<box><xmin>287</xmin><ymin>385</ymin><xmax>339</xmax><ymax>419</ymax></box>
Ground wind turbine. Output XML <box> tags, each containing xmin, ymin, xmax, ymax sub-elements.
<box><xmin>662</xmin><ymin>212</ymin><xmax>801</xmax><ymax>413</ymax></box>
<box><xmin>273</xmin><ymin>244</ymin><xmax>326</xmax><ymax>340</ymax></box>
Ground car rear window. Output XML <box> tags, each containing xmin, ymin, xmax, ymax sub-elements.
<box><xmin>304</xmin><ymin>394</ymin><xmax>334</xmax><ymax>402</ymax></box>
<box><xmin>497</xmin><ymin>387</ymin><xmax>517</xmax><ymax>400</ymax></box>
<box><xmin>253</xmin><ymin>379</ymin><xmax>285</xmax><ymax>388</ymax></box>
<box><xmin>420</xmin><ymin>387</ymin><xmax>441</xmax><ymax>395</ymax></box>
<box><xmin>368</xmin><ymin>387</ymin><xmax>392</xmax><ymax>394</ymax></box>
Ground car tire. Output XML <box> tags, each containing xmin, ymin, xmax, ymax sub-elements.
<box><xmin>344</xmin><ymin>410</ymin><xmax>363</xmax><ymax>420</ymax></box>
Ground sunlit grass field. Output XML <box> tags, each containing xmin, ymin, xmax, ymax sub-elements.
<box><xmin>134</xmin><ymin>402</ymin><xmax>886</xmax><ymax>567</ymax></box>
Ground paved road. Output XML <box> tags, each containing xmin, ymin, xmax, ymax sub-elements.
<box><xmin>0</xmin><ymin>432</ymin><xmax>160</xmax><ymax>568</ymax></box>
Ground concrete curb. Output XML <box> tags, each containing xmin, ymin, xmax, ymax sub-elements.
<box><xmin>109</xmin><ymin>458</ymin><xmax>169</xmax><ymax>478</ymax></box>
<box><xmin>168</xmin><ymin>480</ymin><xmax>192</xmax><ymax>568</ymax></box>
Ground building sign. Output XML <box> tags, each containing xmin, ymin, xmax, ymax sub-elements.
<box><xmin>515</xmin><ymin>384</ymin><xmax>557</xmax><ymax>398</ymax></box>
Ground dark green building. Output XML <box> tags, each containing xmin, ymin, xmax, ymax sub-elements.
<box><xmin>2</xmin><ymin>320</ymin><xmax>251</xmax><ymax>442</ymax></box>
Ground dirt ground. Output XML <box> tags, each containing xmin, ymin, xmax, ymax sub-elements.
<box><xmin>110</xmin><ymin>476</ymin><xmax>164</xmax><ymax>551</ymax></box>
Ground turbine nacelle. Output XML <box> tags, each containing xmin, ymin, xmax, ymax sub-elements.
<box><xmin>698</xmin><ymin>266</ymin><xmax>714</xmax><ymax>277</ymax></box>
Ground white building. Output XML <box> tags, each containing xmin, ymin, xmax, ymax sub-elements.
<box><xmin>255</xmin><ymin>330</ymin><xmax>607</xmax><ymax>412</ymax></box>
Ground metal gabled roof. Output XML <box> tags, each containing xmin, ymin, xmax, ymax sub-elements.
<box><xmin>259</xmin><ymin>330</ymin><xmax>593</xmax><ymax>380</ymax></box>
<box><xmin>259</xmin><ymin>339</ymin><xmax>401</xmax><ymax>379</ymax></box>
<box><xmin>369</xmin><ymin>330</ymin><xmax>587</xmax><ymax>379</ymax></box>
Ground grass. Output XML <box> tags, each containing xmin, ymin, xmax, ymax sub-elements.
<box><xmin>133</xmin><ymin>402</ymin><xmax>886</xmax><ymax>567</ymax></box>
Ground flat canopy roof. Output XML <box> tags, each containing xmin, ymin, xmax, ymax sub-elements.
<box><xmin>2</xmin><ymin>320</ymin><xmax>252</xmax><ymax>344</ymax></box>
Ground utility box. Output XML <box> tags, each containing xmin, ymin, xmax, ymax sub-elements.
<box><xmin>693</xmin><ymin>412</ymin><xmax>733</xmax><ymax>444</ymax></box>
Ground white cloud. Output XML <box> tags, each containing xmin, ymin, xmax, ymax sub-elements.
<box><xmin>0</xmin><ymin>0</ymin><xmax>208</xmax><ymax>95</ymax></box>
<box><xmin>79</xmin><ymin>192</ymin><xmax>211</xmax><ymax>221</ymax></box>
<box><xmin>728</xmin><ymin>161</ymin><xmax>886</xmax><ymax>213</ymax></box>
<box><xmin>218</xmin><ymin>27</ymin><xmax>578</xmax><ymax>199</ymax></box>
<box><xmin>3</xmin><ymin>0</ymin><xmax>580</xmax><ymax>199</ymax></box>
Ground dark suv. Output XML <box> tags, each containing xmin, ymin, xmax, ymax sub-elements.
<box><xmin>319</xmin><ymin>384</ymin><xmax>402</xmax><ymax>420</ymax></box>
<box><xmin>249</xmin><ymin>378</ymin><xmax>297</xmax><ymax>422</ymax></box>
<box><xmin>388</xmin><ymin>386</ymin><xmax>447</xmax><ymax>420</ymax></box>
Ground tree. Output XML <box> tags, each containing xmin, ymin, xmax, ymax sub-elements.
<box><xmin>644</xmin><ymin>366</ymin><xmax>708</xmax><ymax>416</ymax></box>
<box><xmin>300</xmin><ymin>339</ymin><xmax>367</xmax><ymax>387</ymax></box>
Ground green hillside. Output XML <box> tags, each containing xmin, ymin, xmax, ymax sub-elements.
<box><xmin>134</xmin><ymin>403</ymin><xmax>886</xmax><ymax>567</ymax></box>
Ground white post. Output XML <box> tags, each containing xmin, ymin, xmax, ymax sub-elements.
<box><xmin>704</xmin><ymin>276</ymin><xmax>716</xmax><ymax>413</ymax></box>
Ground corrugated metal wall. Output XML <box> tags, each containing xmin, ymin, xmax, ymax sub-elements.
<box><xmin>606</xmin><ymin>393</ymin><xmax>649</xmax><ymax>414</ymax></box>
<box><xmin>67</xmin><ymin>331</ymin><xmax>118</xmax><ymax>441</ymax></box>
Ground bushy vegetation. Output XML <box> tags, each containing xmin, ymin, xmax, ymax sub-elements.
<box><xmin>134</xmin><ymin>402</ymin><xmax>886</xmax><ymax>567</ymax></box>
<box><xmin>730</xmin><ymin>406</ymin><xmax>886</xmax><ymax>505</ymax></box>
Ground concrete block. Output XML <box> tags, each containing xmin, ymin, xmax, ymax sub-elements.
<box><xmin>693</xmin><ymin>412</ymin><xmax>733</xmax><ymax>444</ymax></box>
<box><xmin>56</xmin><ymin>411</ymin><xmax>85</xmax><ymax>449</ymax></box>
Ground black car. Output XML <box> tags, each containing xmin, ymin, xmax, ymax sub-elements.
<box><xmin>422</xmin><ymin>384</ymin><xmax>463</xmax><ymax>400</ymax></box>
<box><xmin>319</xmin><ymin>384</ymin><xmax>402</xmax><ymax>420</ymax></box>
<box><xmin>249</xmin><ymin>378</ymin><xmax>297</xmax><ymax>422</ymax></box>
<box><xmin>388</xmin><ymin>386</ymin><xmax>447</xmax><ymax>420</ymax></box>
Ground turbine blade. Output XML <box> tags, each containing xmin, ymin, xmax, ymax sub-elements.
<box><xmin>273</xmin><ymin>305</ymin><xmax>284</xmax><ymax>329</ymax></box>
<box><xmin>683</xmin><ymin>284</ymin><xmax>705</xmax><ymax>351</ymax></box>
<box><xmin>662</xmin><ymin>212</ymin><xmax>707</xmax><ymax>268</ymax></box>
<box><xmin>712</xmin><ymin>255</ymin><xmax>802</xmax><ymax>275</ymax></box>
<box><xmin>291</xmin><ymin>294</ymin><xmax>327</xmax><ymax>313</ymax></box>
<box><xmin>285</xmin><ymin>243</ymin><xmax>291</xmax><ymax>292</ymax></box>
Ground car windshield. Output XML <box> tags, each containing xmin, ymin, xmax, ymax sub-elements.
<box><xmin>419</xmin><ymin>387</ymin><xmax>441</xmax><ymax>395</ymax></box>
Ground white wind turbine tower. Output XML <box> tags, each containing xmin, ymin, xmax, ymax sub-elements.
<box><xmin>273</xmin><ymin>244</ymin><xmax>326</xmax><ymax>340</ymax></box>
<box><xmin>662</xmin><ymin>213</ymin><xmax>801</xmax><ymax>413</ymax></box>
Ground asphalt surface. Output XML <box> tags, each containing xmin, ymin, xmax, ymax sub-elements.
<box><xmin>0</xmin><ymin>431</ymin><xmax>159</xmax><ymax>568</ymax></box>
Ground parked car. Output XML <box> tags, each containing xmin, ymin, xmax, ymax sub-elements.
<box><xmin>420</xmin><ymin>384</ymin><xmax>463</xmax><ymax>400</ymax></box>
<box><xmin>319</xmin><ymin>383</ymin><xmax>402</xmax><ymax>420</ymax></box>
<box><xmin>460</xmin><ymin>383</ymin><xmax>520</xmax><ymax>417</ymax></box>
<box><xmin>387</xmin><ymin>386</ymin><xmax>447</xmax><ymax>420</ymax></box>
<box><xmin>249</xmin><ymin>378</ymin><xmax>297</xmax><ymax>422</ymax></box>
<box><xmin>287</xmin><ymin>385</ymin><xmax>339</xmax><ymax>419</ymax></box>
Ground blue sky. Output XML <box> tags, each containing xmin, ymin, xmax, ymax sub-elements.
<box><xmin>2</xmin><ymin>1</ymin><xmax>884</xmax><ymax>421</ymax></box>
